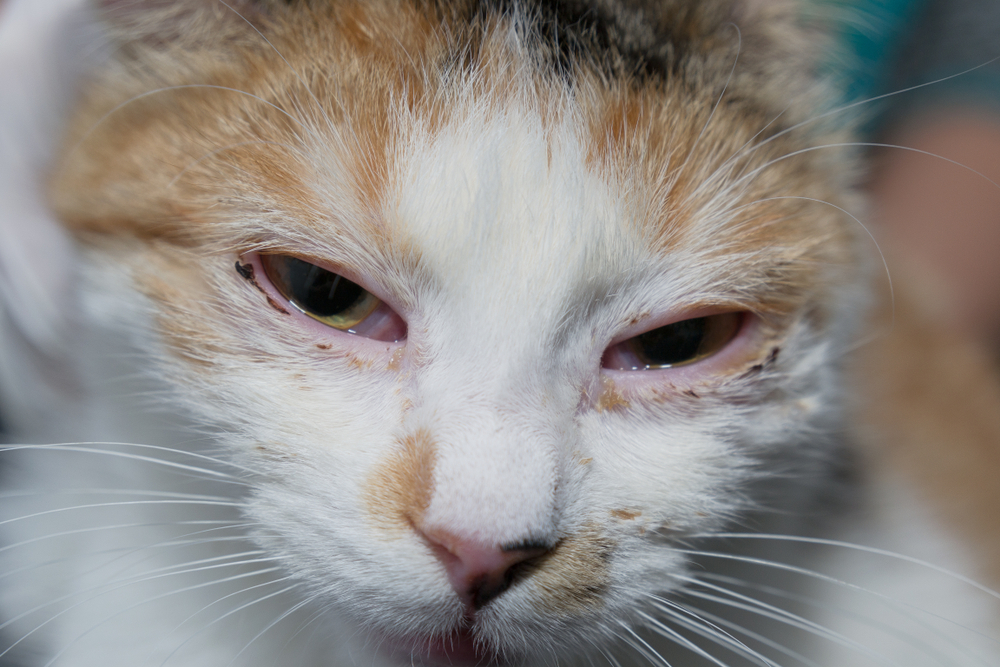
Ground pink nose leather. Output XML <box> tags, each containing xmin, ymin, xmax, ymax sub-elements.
<box><xmin>423</xmin><ymin>529</ymin><xmax>548</xmax><ymax>611</ymax></box>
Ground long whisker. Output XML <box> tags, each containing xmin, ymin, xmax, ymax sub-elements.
<box><xmin>745</xmin><ymin>194</ymin><xmax>895</xmax><ymax>340</ymax></box>
<box><xmin>38</xmin><ymin>564</ymin><xmax>288</xmax><ymax>667</ymax></box>
<box><xmin>726</xmin><ymin>53</ymin><xmax>1000</xmax><ymax>170</ymax></box>
<box><xmin>279</xmin><ymin>598</ymin><xmax>335</xmax><ymax>649</ymax></box>
<box><xmin>676</xmin><ymin>546</ymin><xmax>1000</xmax><ymax>666</ymax></box>
<box><xmin>0</xmin><ymin>530</ymin><xmax>253</xmax><ymax>585</ymax></box>
<box><xmin>1</xmin><ymin>499</ymin><xmax>246</xmax><ymax>528</ymax></box>
<box><xmin>691</xmin><ymin>533</ymin><xmax>1000</xmax><ymax>602</ymax></box>
<box><xmin>695</xmin><ymin>571</ymin><xmax>990</xmax><ymax>667</ymax></box>
<box><xmin>158</xmin><ymin>579</ymin><xmax>302</xmax><ymax>667</ymax></box>
<box><xmin>0</xmin><ymin>549</ymin><xmax>278</xmax><ymax>638</ymax></box>
<box><xmin>599</xmin><ymin>634</ymin><xmax>627</xmax><ymax>667</ymax></box>
<box><xmin>677</xmin><ymin>587</ymin><xmax>888</xmax><ymax>664</ymax></box>
<box><xmin>0</xmin><ymin>489</ymin><xmax>236</xmax><ymax>503</ymax></box>
<box><xmin>672</xmin><ymin>571</ymin><xmax>945</xmax><ymax>665</ymax></box>
<box><xmin>731</xmin><ymin>141</ymin><xmax>1000</xmax><ymax>200</ymax></box>
<box><xmin>641</xmin><ymin>602</ymin><xmax>780</xmax><ymax>667</ymax></box>
<box><xmin>0</xmin><ymin>519</ymin><xmax>245</xmax><ymax>556</ymax></box>
<box><xmin>615</xmin><ymin>620</ymin><xmax>676</xmax><ymax>667</ymax></box>
<box><xmin>640</xmin><ymin>602</ymin><xmax>762</xmax><ymax>667</ymax></box>
<box><xmin>661</xmin><ymin>599</ymin><xmax>821</xmax><ymax>667</ymax></box>
<box><xmin>0</xmin><ymin>442</ymin><xmax>258</xmax><ymax>479</ymax></box>
<box><xmin>224</xmin><ymin>592</ymin><xmax>320</xmax><ymax>667</ymax></box>
<box><xmin>677</xmin><ymin>22</ymin><xmax>742</xmax><ymax>181</ymax></box>
<box><xmin>2</xmin><ymin>561</ymin><xmax>284</xmax><ymax>662</ymax></box>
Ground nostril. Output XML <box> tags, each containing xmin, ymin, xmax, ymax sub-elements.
<box><xmin>421</xmin><ymin>529</ymin><xmax>548</xmax><ymax>611</ymax></box>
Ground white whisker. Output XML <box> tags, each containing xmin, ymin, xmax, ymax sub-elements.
<box><xmin>158</xmin><ymin>579</ymin><xmax>302</xmax><ymax>667</ymax></box>
<box><xmin>1</xmin><ymin>499</ymin><xmax>245</xmax><ymax>528</ymax></box>
<box><xmin>693</xmin><ymin>571</ymin><xmax>991</xmax><ymax>667</ymax></box>
<box><xmin>39</xmin><ymin>566</ymin><xmax>289</xmax><ymax>667</ymax></box>
<box><xmin>691</xmin><ymin>534</ymin><xmax>1000</xmax><ymax>602</ymax></box>
<box><xmin>732</xmin><ymin>140</ymin><xmax>1000</xmax><ymax>201</ymax></box>
<box><xmin>223</xmin><ymin>593</ymin><xmax>320</xmax><ymax>667</ymax></box>
<box><xmin>723</xmin><ymin>53</ymin><xmax>1000</xmax><ymax>172</ymax></box>
<box><xmin>642</xmin><ymin>595</ymin><xmax>781</xmax><ymax>667</ymax></box>
<box><xmin>615</xmin><ymin>620</ymin><xmax>676</xmax><ymax>667</ymax></box>
<box><xmin>0</xmin><ymin>519</ymin><xmax>245</xmax><ymax>556</ymax></box>
<box><xmin>2</xmin><ymin>564</ymin><xmax>284</xmax><ymax>662</ymax></box>
<box><xmin>662</xmin><ymin>599</ymin><xmax>821</xmax><ymax>667</ymax></box>
<box><xmin>677</xmin><ymin>22</ymin><xmax>742</xmax><ymax>181</ymax></box>
<box><xmin>0</xmin><ymin>550</ymin><xmax>280</xmax><ymax>637</ymax></box>
<box><xmin>678</xmin><ymin>588</ymin><xmax>889</xmax><ymax>664</ymax></box>
<box><xmin>743</xmin><ymin>194</ymin><xmax>895</xmax><ymax>341</ymax></box>
<box><xmin>0</xmin><ymin>442</ymin><xmax>257</xmax><ymax>480</ymax></box>
<box><xmin>672</xmin><ymin>570</ymin><xmax>928</xmax><ymax>664</ymax></box>
<box><xmin>641</xmin><ymin>605</ymin><xmax>757</xmax><ymax>667</ymax></box>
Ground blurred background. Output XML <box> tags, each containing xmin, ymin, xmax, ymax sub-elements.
<box><xmin>836</xmin><ymin>0</ymin><xmax>1000</xmax><ymax>350</ymax></box>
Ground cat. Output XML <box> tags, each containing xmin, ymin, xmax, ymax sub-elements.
<box><xmin>2</xmin><ymin>0</ymin><xmax>1000</xmax><ymax>666</ymax></box>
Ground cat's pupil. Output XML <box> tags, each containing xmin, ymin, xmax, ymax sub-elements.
<box><xmin>260</xmin><ymin>254</ymin><xmax>381</xmax><ymax>331</ymax></box>
<box><xmin>631</xmin><ymin>318</ymin><xmax>707</xmax><ymax>366</ymax></box>
<box><xmin>285</xmin><ymin>257</ymin><xmax>363</xmax><ymax>317</ymax></box>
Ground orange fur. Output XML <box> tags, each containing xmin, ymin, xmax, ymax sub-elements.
<box><xmin>365</xmin><ymin>428</ymin><xmax>438</xmax><ymax>534</ymax></box>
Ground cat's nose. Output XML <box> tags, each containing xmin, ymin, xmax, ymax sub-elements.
<box><xmin>422</xmin><ymin>528</ymin><xmax>548</xmax><ymax>611</ymax></box>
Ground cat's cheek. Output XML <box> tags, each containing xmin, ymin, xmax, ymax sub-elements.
<box><xmin>600</xmin><ymin>313</ymin><xmax>770</xmax><ymax>396</ymax></box>
<box><xmin>235</xmin><ymin>253</ymin><xmax>406</xmax><ymax>358</ymax></box>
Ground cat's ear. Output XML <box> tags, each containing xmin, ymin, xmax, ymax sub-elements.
<box><xmin>94</xmin><ymin>0</ymin><xmax>283</xmax><ymax>47</ymax></box>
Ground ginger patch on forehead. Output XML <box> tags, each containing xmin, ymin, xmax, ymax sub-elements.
<box><xmin>588</xmin><ymin>85</ymin><xmax>857</xmax><ymax>320</ymax></box>
<box><xmin>364</xmin><ymin>429</ymin><xmax>437</xmax><ymax>535</ymax></box>
<box><xmin>581</xmin><ymin>73</ymin><xmax>855</xmax><ymax>268</ymax></box>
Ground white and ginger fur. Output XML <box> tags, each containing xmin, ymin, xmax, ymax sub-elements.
<box><xmin>2</xmin><ymin>0</ymin><xmax>1000</xmax><ymax>666</ymax></box>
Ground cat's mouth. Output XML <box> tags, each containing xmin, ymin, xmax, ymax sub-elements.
<box><xmin>385</xmin><ymin>627</ymin><xmax>508</xmax><ymax>667</ymax></box>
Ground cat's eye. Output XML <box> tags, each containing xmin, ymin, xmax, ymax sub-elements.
<box><xmin>603</xmin><ymin>313</ymin><xmax>743</xmax><ymax>371</ymax></box>
<box><xmin>258</xmin><ymin>254</ymin><xmax>406</xmax><ymax>342</ymax></box>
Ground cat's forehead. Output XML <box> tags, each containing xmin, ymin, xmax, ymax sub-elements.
<box><xmin>288</xmin><ymin>35</ymin><xmax>844</xmax><ymax>324</ymax></box>
<box><xmin>391</xmin><ymin>99</ymin><xmax>628</xmax><ymax>301</ymax></box>
<box><xmin>53</xmin><ymin>0</ymin><xmax>858</xmax><ymax>324</ymax></box>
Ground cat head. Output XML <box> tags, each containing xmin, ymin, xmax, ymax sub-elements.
<box><xmin>51</xmin><ymin>0</ymin><xmax>868</xmax><ymax>663</ymax></box>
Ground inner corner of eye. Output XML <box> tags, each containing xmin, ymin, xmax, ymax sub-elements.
<box><xmin>603</xmin><ymin>311</ymin><xmax>743</xmax><ymax>371</ymax></box>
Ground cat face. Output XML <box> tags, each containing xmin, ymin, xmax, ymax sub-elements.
<box><xmin>48</xmin><ymin>0</ymin><xmax>866</xmax><ymax>663</ymax></box>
